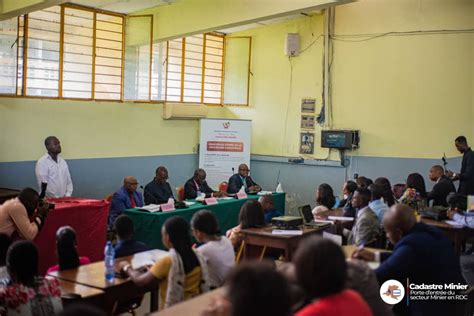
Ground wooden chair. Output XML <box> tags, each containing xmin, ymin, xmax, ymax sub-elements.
<box><xmin>176</xmin><ymin>186</ymin><xmax>185</xmax><ymax>201</ymax></box>
<box><xmin>104</xmin><ymin>194</ymin><xmax>113</xmax><ymax>202</ymax></box>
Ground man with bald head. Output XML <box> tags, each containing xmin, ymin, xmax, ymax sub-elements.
<box><xmin>427</xmin><ymin>165</ymin><xmax>455</xmax><ymax>207</ymax></box>
<box><xmin>184</xmin><ymin>168</ymin><xmax>227</xmax><ymax>199</ymax></box>
<box><xmin>109</xmin><ymin>176</ymin><xmax>143</xmax><ymax>227</ymax></box>
<box><xmin>227</xmin><ymin>163</ymin><xmax>261</xmax><ymax>194</ymax></box>
<box><xmin>353</xmin><ymin>204</ymin><xmax>465</xmax><ymax>316</ymax></box>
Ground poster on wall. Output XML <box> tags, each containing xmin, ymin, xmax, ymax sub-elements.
<box><xmin>301</xmin><ymin>98</ymin><xmax>316</xmax><ymax>113</ymax></box>
<box><xmin>199</xmin><ymin>119</ymin><xmax>252</xmax><ymax>188</ymax></box>
<box><xmin>300</xmin><ymin>132</ymin><xmax>315</xmax><ymax>154</ymax></box>
<box><xmin>301</xmin><ymin>115</ymin><xmax>315</xmax><ymax>130</ymax></box>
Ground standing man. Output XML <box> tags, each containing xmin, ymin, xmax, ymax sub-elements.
<box><xmin>109</xmin><ymin>176</ymin><xmax>143</xmax><ymax>227</ymax></box>
<box><xmin>184</xmin><ymin>168</ymin><xmax>226</xmax><ymax>200</ymax></box>
<box><xmin>447</xmin><ymin>136</ymin><xmax>474</xmax><ymax>195</ymax></box>
<box><xmin>427</xmin><ymin>165</ymin><xmax>456</xmax><ymax>207</ymax></box>
<box><xmin>227</xmin><ymin>163</ymin><xmax>261</xmax><ymax>194</ymax></box>
<box><xmin>35</xmin><ymin>136</ymin><xmax>73</xmax><ymax>198</ymax></box>
<box><xmin>144</xmin><ymin>166</ymin><xmax>174</xmax><ymax>205</ymax></box>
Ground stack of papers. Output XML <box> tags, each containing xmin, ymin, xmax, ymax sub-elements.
<box><xmin>444</xmin><ymin>220</ymin><xmax>463</xmax><ymax>228</ymax></box>
<box><xmin>328</xmin><ymin>216</ymin><xmax>354</xmax><ymax>222</ymax></box>
<box><xmin>140</xmin><ymin>204</ymin><xmax>161</xmax><ymax>212</ymax></box>
<box><xmin>257</xmin><ymin>191</ymin><xmax>273</xmax><ymax>195</ymax></box>
<box><xmin>272</xmin><ymin>229</ymin><xmax>303</xmax><ymax>236</ymax></box>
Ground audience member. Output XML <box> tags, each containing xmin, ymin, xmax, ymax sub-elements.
<box><xmin>144</xmin><ymin>166</ymin><xmax>175</xmax><ymax>205</ymax></box>
<box><xmin>447</xmin><ymin>193</ymin><xmax>472</xmax><ymax>227</ymax></box>
<box><xmin>368</xmin><ymin>184</ymin><xmax>389</xmax><ymax>223</ymax></box>
<box><xmin>227</xmin><ymin>164</ymin><xmax>261</xmax><ymax>194</ymax></box>
<box><xmin>35</xmin><ymin>136</ymin><xmax>73</xmax><ymax>198</ymax></box>
<box><xmin>191</xmin><ymin>210</ymin><xmax>235</xmax><ymax>288</ymax></box>
<box><xmin>185</xmin><ymin>169</ymin><xmax>227</xmax><ymax>199</ymax></box>
<box><xmin>294</xmin><ymin>237</ymin><xmax>372</xmax><ymax>316</ymax></box>
<box><xmin>259</xmin><ymin>195</ymin><xmax>283</xmax><ymax>224</ymax></box>
<box><xmin>356</xmin><ymin>176</ymin><xmax>373</xmax><ymax>189</ymax></box>
<box><xmin>339</xmin><ymin>180</ymin><xmax>358</xmax><ymax>217</ymax></box>
<box><xmin>399</xmin><ymin>173</ymin><xmax>427</xmax><ymax>211</ymax></box>
<box><xmin>119</xmin><ymin>216</ymin><xmax>209</xmax><ymax>310</ymax></box>
<box><xmin>201</xmin><ymin>262</ymin><xmax>292</xmax><ymax>316</ymax></box>
<box><xmin>427</xmin><ymin>165</ymin><xmax>456</xmax><ymax>207</ymax></box>
<box><xmin>114</xmin><ymin>215</ymin><xmax>149</xmax><ymax>258</ymax></box>
<box><xmin>226</xmin><ymin>200</ymin><xmax>265</xmax><ymax>249</ymax></box>
<box><xmin>47</xmin><ymin>226</ymin><xmax>90</xmax><ymax>273</ymax></box>
<box><xmin>353</xmin><ymin>204</ymin><xmax>465</xmax><ymax>316</ymax></box>
<box><xmin>109</xmin><ymin>176</ymin><xmax>144</xmax><ymax>228</ymax></box>
<box><xmin>374</xmin><ymin>177</ymin><xmax>396</xmax><ymax>206</ymax></box>
<box><xmin>392</xmin><ymin>183</ymin><xmax>406</xmax><ymax>200</ymax></box>
<box><xmin>0</xmin><ymin>234</ymin><xmax>11</xmax><ymax>279</ymax></box>
<box><xmin>0</xmin><ymin>241</ymin><xmax>62</xmax><ymax>315</ymax></box>
<box><xmin>0</xmin><ymin>188</ymin><xmax>49</xmax><ymax>241</ymax></box>
<box><xmin>447</xmin><ymin>136</ymin><xmax>474</xmax><ymax>195</ymax></box>
<box><xmin>342</xmin><ymin>188</ymin><xmax>380</xmax><ymax>246</ymax></box>
<box><xmin>312</xmin><ymin>183</ymin><xmax>337</xmax><ymax>217</ymax></box>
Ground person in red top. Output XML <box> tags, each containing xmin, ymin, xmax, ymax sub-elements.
<box><xmin>47</xmin><ymin>226</ymin><xmax>90</xmax><ymax>273</ymax></box>
<box><xmin>294</xmin><ymin>237</ymin><xmax>373</xmax><ymax>316</ymax></box>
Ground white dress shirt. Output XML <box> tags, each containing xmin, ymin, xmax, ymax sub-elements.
<box><xmin>35</xmin><ymin>153</ymin><xmax>73</xmax><ymax>198</ymax></box>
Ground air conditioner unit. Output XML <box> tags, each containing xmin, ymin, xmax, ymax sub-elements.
<box><xmin>163</xmin><ymin>103</ymin><xmax>209</xmax><ymax>120</ymax></box>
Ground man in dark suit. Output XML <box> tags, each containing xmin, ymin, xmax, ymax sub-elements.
<box><xmin>227</xmin><ymin>163</ymin><xmax>261</xmax><ymax>194</ymax></box>
<box><xmin>427</xmin><ymin>165</ymin><xmax>456</xmax><ymax>207</ymax></box>
<box><xmin>353</xmin><ymin>204</ymin><xmax>466</xmax><ymax>316</ymax></box>
<box><xmin>184</xmin><ymin>168</ymin><xmax>227</xmax><ymax>199</ymax></box>
<box><xmin>144</xmin><ymin>166</ymin><xmax>174</xmax><ymax>205</ymax></box>
<box><xmin>109</xmin><ymin>176</ymin><xmax>144</xmax><ymax>227</ymax></box>
<box><xmin>447</xmin><ymin>136</ymin><xmax>474</xmax><ymax>195</ymax></box>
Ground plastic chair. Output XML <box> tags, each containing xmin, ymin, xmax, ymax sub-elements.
<box><xmin>218</xmin><ymin>182</ymin><xmax>228</xmax><ymax>192</ymax></box>
<box><xmin>176</xmin><ymin>186</ymin><xmax>185</xmax><ymax>201</ymax></box>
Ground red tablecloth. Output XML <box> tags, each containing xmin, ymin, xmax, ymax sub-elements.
<box><xmin>34</xmin><ymin>198</ymin><xmax>109</xmax><ymax>274</ymax></box>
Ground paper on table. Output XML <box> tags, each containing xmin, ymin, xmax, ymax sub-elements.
<box><xmin>272</xmin><ymin>229</ymin><xmax>303</xmax><ymax>236</ymax></box>
<box><xmin>323</xmin><ymin>232</ymin><xmax>342</xmax><ymax>246</ymax></box>
<box><xmin>328</xmin><ymin>216</ymin><xmax>354</xmax><ymax>222</ymax></box>
<box><xmin>314</xmin><ymin>219</ymin><xmax>335</xmax><ymax>224</ymax></box>
<box><xmin>184</xmin><ymin>201</ymin><xmax>196</xmax><ymax>206</ymax></box>
<box><xmin>131</xmin><ymin>249</ymin><xmax>168</xmax><ymax>269</ymax></box>
<box><xmin>140</xmin><ymin>204</ymin><xmax>161</xmax><ymax>212</ymax></box>
<box><xmin>444</xmin><ymin>220</ymin><xmax>464</xmax><ymax>228</ymax></box>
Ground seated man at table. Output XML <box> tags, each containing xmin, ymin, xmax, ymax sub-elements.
<box><xmin>0</xmin><ymin>188</ymin><xmax>50</xmax><ymax>241</ymax></box>
<box><xmin>227</xmin><ymin>164</ymin><xmax>261</xmax><ymax>194</ymax></box>
<box><xmin>447</xmin><ymin>192</ymin><xmax>473</xmax><ymax>228</ymax></box>
<box><xmin>184</xmin><ymin>169</ymin><xmax>227</xmax><ymax>200</ymax></box>
<box><xmin>341</xmin><ymin>188</ymin><xmax>380</xmax><ymax>246</ymax></box>
<box><xmin>259</xmin><ymin>195</ymin><xmax>283</xmax><ymax>224</ymax></box>
<box><xmin>144</xmin><ymin>166</ymin><xmax>174</xmax><ymax>205</ymax></box>
<box><xmin>109</xmin><ymin>176</ymin><xmax>143</xmax><ymax>228</ymax></box>
<box><xmin>353</xmin><ymin>204</ymin><xmax>466</xmax><ymax>316</ymax></box>
<box><xmin>368</xmin><ymin>184</ymin><xmax>389</xmax><ymax>223</ymax></box>
<box><xmin>427</xmin><ymin>165</ymin><xmax>456</xmax><ymax>207</ymax></box>
<box><xmin>114</xmin><ymin>215</ymin><xmax>149</xmax><ymax>258</ymax></box>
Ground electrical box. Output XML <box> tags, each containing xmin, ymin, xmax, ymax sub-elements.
<box><xmin>285</xmin><ymin>33</ymin><xmax>299</xmax><ymax>56</ymax></box>
<box><xmin>321</xmin><ymin>130</ymin><xmax>360</xmax><ymax>149</ymax></box>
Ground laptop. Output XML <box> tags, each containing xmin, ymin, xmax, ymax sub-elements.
<box><xmin>298</xmin><ymin>205</ymin><xmax>332</xmax><ymax>228</ymax></box>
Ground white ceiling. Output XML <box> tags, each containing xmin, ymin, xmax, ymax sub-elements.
<box><xmin>67</xmin><ymin>0</ymin><xmax>175</xmax><ymax>14</ymax></box>
<box><xmin>219</xmin><ymin>10</ymin><xmax>322</xmax><ymax>34</ymax></box>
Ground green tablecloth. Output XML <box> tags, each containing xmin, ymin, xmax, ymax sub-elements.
<box><xmin>124</xmin><ymin>193</ymin><xmax>286</xmax><ymax>249</ymax></box>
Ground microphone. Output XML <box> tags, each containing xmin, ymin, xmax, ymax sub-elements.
<box><xmin>232</xmin><ymin>167</ymin><xmax>235</xmax><ymax>174</ymax></box>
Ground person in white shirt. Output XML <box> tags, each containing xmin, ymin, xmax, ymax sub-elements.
<box><xmin>35</xmin><ymin>136</ymin><xmax>73</xmax><ymax>198</ymax></box>
<box><xmin>191</xmin><ymin>210</ymin><xmax>235</xmax><ymax>288</ymax></box>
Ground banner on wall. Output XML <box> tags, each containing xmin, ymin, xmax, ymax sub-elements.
<box><xmin>199</xmin><ymin>119</ymin><xmax>252</xmax><ymax>189</ymax></box>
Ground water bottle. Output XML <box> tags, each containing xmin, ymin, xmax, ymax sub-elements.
<box><xmin>104</xmin><ymin>241</ymin><xmax>115</xmax><ymax>283</ymax></box>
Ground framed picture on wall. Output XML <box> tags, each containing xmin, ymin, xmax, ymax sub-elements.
<box><xmin>301</xmin><ymin>98</ymin><xmax>316</xmax><ymax>113</ymax></box>
<box><xmin>301</xmin><ymin>115</ymin><xmax>315</xmax><ymax>130</ymax></box>
<box><xmin>299</xmin><ymin>132</ymin><xmax>315</xmax><ymax>154</ymax></box>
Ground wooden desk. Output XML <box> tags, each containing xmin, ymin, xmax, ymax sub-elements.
<box><xmin>57</xmin><ymin>279</ymin><xmax>105</xmax><ymax>308</ymax></box>
<box><xmin>152</xmin><ymin>288</ymin><xmax>225</xmax><ymax>316</ymax></box>
<box><xmin>49</xmin><ymin>249</ymin><xmax>168</xmax><ymax>314</ymax></box>
<box><xmin>240</xmin><ymin>225</ymin><xmax>328</xmax><ymax>261</ymax></box>
<box><xmin>342</xmin><ymin>245</ymin><xmax>387</xmax><ymax>270</ymax></box>
<box><xmin>0</xmin><ymin>188</ymin><xmax>20</xmax><ymax>204</ymax></box>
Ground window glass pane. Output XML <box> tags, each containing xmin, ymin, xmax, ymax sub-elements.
<box><xmin>0</xmin><ymin>17</ymin><xmax>19</xmax><ymax>94</ymax></box>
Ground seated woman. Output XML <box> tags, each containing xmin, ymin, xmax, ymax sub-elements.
<box><xmin>399</xmin><ymin>173</ymin><xmax>427</xmax><ymax>211</ymax></box>
<box><xmin>339</xmin><ymin>181</ymin><xmax>358</xmax><ymax>217</ymax></box>
<box><xmin>226</xmin><ymin>200</ymin><xmax>265</xmax><ymax>249</ymax></box>
<box><xmin>201</xmin><ymin>262</ymin><xmax>292</xmax><ymax>316</ymax></box>
<box><xmin>119</xmin><ymin>216</ymin><xmax>210</xmax><ymax>310</ymax></box>
<box><xmin>374</xmin><ymin>177</ymin><xmax>396</xmax><ymax>207</ymax></box>
<box><xmin>294</xmin><ymin>237</ymin><xmax>372</xmax><ymax>316</ymax></box>
<box><xmin>191</xmin><ymin>210</ymin><xmax>235</xmax><ymax>289</ymax></box>
<box><xmin>0</xmin><ymin>241</ymin><xmax>62</xmax><ymax>316</ymax></box>
<box><xmin>47</xmin><ymin>226</ymin><xmax>90</xmax><ymax>273</ymax></box>
<box><xmin>312</xmin><ymin>183</ymin><xmax>337</xmax><ymax>218</ymax></box>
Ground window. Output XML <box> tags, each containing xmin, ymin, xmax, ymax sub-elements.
<box><xmin>162</xmin><ymin>33</ymin><xmax>225</xmax><ymax>104</ymax></box>
<box><xmin>0</xmin><ymin>17</ymin><xmax>18</xmax><ymax>94</ymax></box>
